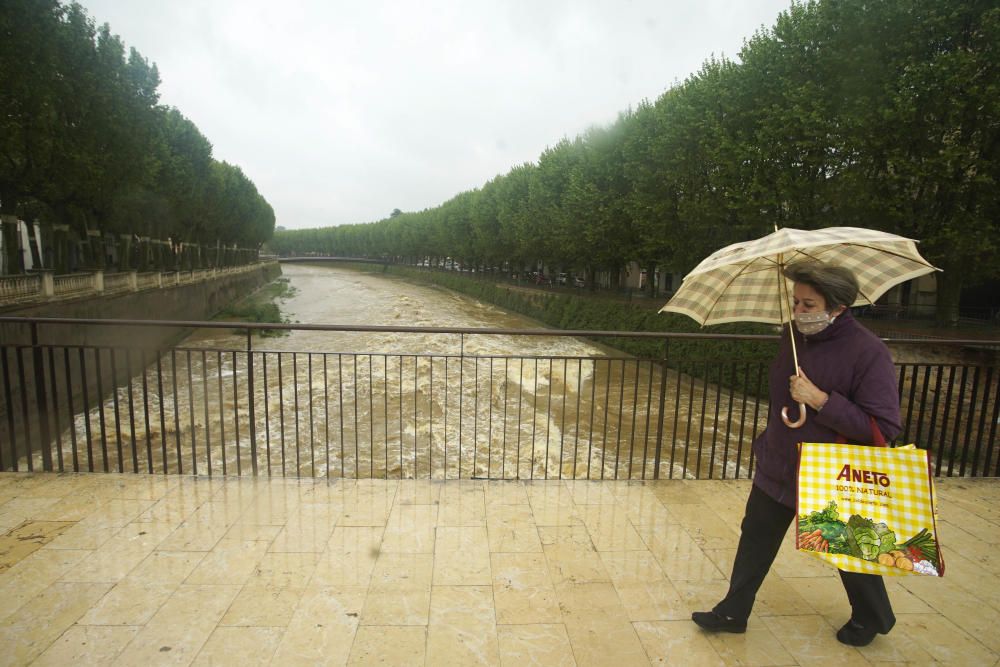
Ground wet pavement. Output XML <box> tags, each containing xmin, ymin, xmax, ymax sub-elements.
<box><xmin>0</xmin><ymin>472</ymin><xmax>997</xmax><ymax>666</ymax></box>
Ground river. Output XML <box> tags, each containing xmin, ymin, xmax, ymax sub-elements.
<box><xmin>50</xmin><ymin>264</ymin><xmax>760</xmax><ymax>481</ymax></box>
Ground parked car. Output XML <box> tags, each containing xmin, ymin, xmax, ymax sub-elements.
<box><xmin>573</xmin><ymin>276</ymin><xmax>586</xmax><ymax>288</ymax></box>
<box><xmin>557</xmin><ymin>272</ymin><xmax>568</xmax><ymax>285</ymax></box>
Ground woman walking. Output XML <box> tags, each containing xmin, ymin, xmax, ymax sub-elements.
<box><xmin>691</xmin><ymin>261</ymin><xmax>902</xmax><ymax>647</ymax></box>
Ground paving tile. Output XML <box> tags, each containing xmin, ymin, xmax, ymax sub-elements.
<box><xmin>184</xmin><ymin>537</ymin><xmax>272</xmax><ymax>586</ymax></box>
<box><xmin>525</xmin><ymin>481</ymin><xmax>580</xmax><ymax>526</ymax></box>
<box><xmin>564</xmin><ymin>480</ymin><xmax>619</xmax><ymax>505</ymax></box>
<box><xmin>427</xmin><ymin>585</ymin><xmax>499</xmax><ymax>666</ymax></box>
<box><xmin>271</xmin><ymin>586</ymin><xmax>367</xmax><ymax>665</ymax></box>
<box><xmin>761</xmin><ymin>614</ymin><xmax>873</xmax><ymax>666</ymax></box>
<box><xmin>31</xmin><ymin>624</ymin><xmax>140</xmax><ymax>666</ymax></box>
<box><xmin>0</xmin><ymin>473</ymin><xmax>997</xmax><ymax>666</ymax></box>
<box><xmin>0</xmin><ymin>520</ymin><xmax>75</xmax><ymax>573</ymax></box>
<box><xmin>349</xmin><ymin>625</ymin><xmax>427</xmax><ymax>666</ymax></box>
<box><xmin>540</xmin><ymin>524</ymin><xmax>609</xmax><ymax>586</ymax></box>
<box><xmin>339</xmin><ymin>486</ymin><xmax>396</xmax><ymax>526</ymax></box>
<box><xmin>497</xmin><ymin>623</ymin><xmax>575</xmax><ymax>667</ymax></box>
<box><xmin>0</xmin><ymin>548</ymin><xmax>92</xmax><ymax>623</ymax></box>
<box><xmin>0</xmin><ymin>581</ymin><xmax>112</xmax><ymax>665</ymax></box>
<box><xmin>887</xmin><ymin>612</ymin><xmax>999</xmax><ymax>664</ymax></box>
<box><xmin>492</xmin><ymin>552</ymin><xmax>562</xmax><ymax>625</ymax></box>
<box><xmin>613</xmin><ymin>484</ymin><xmax>673</xmax><ymax>527</ymax></box>
<box><xmin>221</xmin><ymin>584</ymin><xmax>305</xmax><ymax>627</ymax></box>
<box><xmin>704</xmin><ymin>620</ymin><xmax>798</xmax><ymax>666</ymax></box>
<box><xmin>555</xmin><ymin>579</ymin><xmax>657</xmax><ymax>663</ymax></box>
<box><xmin>577</xmin><ymin>503</ymin><xmax>646</xmax><ymax>551</ymax></box>
<box><xmin>79</xmin><ymin>579</ymin><xmax>177</xmax><ymax>625</ymax></box>
<box><xmin>247</xmin><ymin>550</ymin><xmax>320</xmax><ymax>588</ymax></box>
<box><xmin>60</xmin><ymin>521</ymin><xmax>177</xmax><ymax>583</ymax></box>
<box><xmin>485</xmin><ymin>480</ymin><xmax>531</xmax><ymax>506</ymax></box>
<box><xmin>362</xmin><ymin>552</ymin><xmax>434</xmax><ymax>625</ymax></box>
<box><xmin>434</xmin><ymin>526</ymin><xmax>491</xmax><ymax>585</ymax></box>
<box><xmin>113</xmin><ymin>583</ymin><xmax>241</xmax><ymax>665</ymax></box>
<box><xmin>157</xmin><ymin>519</ymin><xmax>231</xmax><ymax>552</ymax></box>
<box><xmin>667</xmin><ymin>503</ymin><xmax>740</xmax><ymax>551</ymax></box>
<box><xmin>395</xmin><ymin>479</ymin><xmax>443</xmax><ymax>505</ymax></box>
<box><xmin>634</xmin><ymin>619</ymin><xmax>723</xmax><ymax>665</ymax></box>
<box><xmin>269</xmin><ymin>516</ymin><xmax>336</xmax><ymax>553</ymax></box>
<box><xmin>381</xmin><ymin>503</ymin><xmax>438</xmax><ymax>553</ymax></box>
<box><xmin>191</xmin><ymin>626</ymin><xmax>284</xmax><ymax>666</ymax></box>
<box><xmin>487</xmin><ymin>503</ymin><xmax>543</xmax><ymax>553</ymax></box>
<box><xmin>310</xmin><ymin>526</ymin><xmax>383</xmax><ymax>588</ymax></box>
<box><xmin>31</xmin><ymin>493</ymin><xmax>104</xmax><ymax>522</ymax></box>
<box><xmin>438</xmin><ymin>484</ymin><xmax>487</xmax><ymax>527</ymax></box>
<box><xmin>124</xmin><ymin>549</ymin><xmax>206</xmax><ymax>585</ymax></box>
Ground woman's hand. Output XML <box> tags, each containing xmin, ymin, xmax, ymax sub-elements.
<box><xmin>789</xmin><ymin>367</ymin><xmax>829</xmax><ymax>412</ymax></box>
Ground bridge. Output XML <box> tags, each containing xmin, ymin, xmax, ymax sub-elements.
<box><xmin>275</xmin><ymin>256</ymin><xmax>386</xmax><ymax>264</ymax></box>
<box><xmin>1</xmin><ymin>316</ymin><xmax>998</xmax><ymax>665</ymax></box>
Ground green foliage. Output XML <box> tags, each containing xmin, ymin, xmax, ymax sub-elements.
<box><xmin>0</xmin><ymin>0</ymin><xmax>274</xmax><ymax>273</ymax></box>
<box><xmin>271</xmin><ymin>0</ymin><xmax>999</xmax><ymax>326</ymax></box>
<box><xmin>215</xmin><ymin>277</ymin><xmax>295</xmax><ymax>337</ymax></box>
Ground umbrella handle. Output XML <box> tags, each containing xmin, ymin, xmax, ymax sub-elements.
<box><xmin>781</xmin><ymin>403</ymin><xmax>807</xmax><ymax>429</ymax></box>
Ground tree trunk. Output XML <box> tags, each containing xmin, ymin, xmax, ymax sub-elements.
<box><xmin>1</xmin><ymin>215</ymin><xmax>23</xmax><ymax>274</ymax></box>
<box><xmin>934</xmin><ymin>268</ymin><xmax>962</xmax><ymax>328</ymax></box>
<box><xmin>645</xmin><ymin>260</ymin><xmax>657</xmax><ymax>298</ymax></box>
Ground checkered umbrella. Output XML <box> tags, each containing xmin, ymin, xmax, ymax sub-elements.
<box><xmin>661</xmin><ymin>226</ymin><xmax>939</xmax><ymax>428</ymax></box>
<box><xmin>660</xmin><ymin>226</ymin><xmax>939</xmax><ymax>326</ymax></box>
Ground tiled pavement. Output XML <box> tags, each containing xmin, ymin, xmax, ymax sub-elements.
<box><xmin>0</xmin><ymin>472</ymin><xmax>997</xmax><ymax>666</ymax></box>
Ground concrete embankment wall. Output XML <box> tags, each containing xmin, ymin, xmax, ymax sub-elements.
<box><xmin>0</xmin><ymin>262</ymin><xmax>281</xmax><ymax>348</ymax></box>
<box><xmin>0</xmin><ymin>262</ymin><xmax>281</xmax><ymax>470</ymax></box>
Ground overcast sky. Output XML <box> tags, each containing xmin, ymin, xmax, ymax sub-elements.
<box><xmin>77</xmin><ymin>1</ymin><xmax>791</xmax><ymax>230</ymax></box>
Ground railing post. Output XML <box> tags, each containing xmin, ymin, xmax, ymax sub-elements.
<box><xmin>40</xmin><ymin>270</ymin><xmax>54</xmax><ymax>297</ymax></box>
<box><xmin>31</xmin><ymin>322</ymin><xmax>53</xmax><ymax>471</ymax></box>
<box><xmin>128</xmin><ymin>270</ymin><xmax>138</xmax><ymax>291</ymax></box>
<box><xmin>247</xmin><ymin>328</ymin><xmax>258</xmax><ymax>475</ymax></box>
<box><xmin>94</xmin><ymin>270</ymin><xmax>104</xmax><ymax>293</ymax></box>
<box><xmin>652</xmin><ymin>338</ymin><xmax>669</xmax><ymax>480</ymax></box>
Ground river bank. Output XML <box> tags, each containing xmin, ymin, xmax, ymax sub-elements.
<box><xmin>337</xmin><ymin>262</ymin><xmax>1000</xmax><ymax>368</ymax></box>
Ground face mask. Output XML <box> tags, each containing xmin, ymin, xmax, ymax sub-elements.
<box><xmin>794</xmin><ymin>311</ymin><xmax>835</xmax><ymax>335</ymax></box>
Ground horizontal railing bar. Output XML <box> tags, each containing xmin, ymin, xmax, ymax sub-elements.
<box><xmin>0</xmin><ymin>316</ymin><xmax>995</xmax><ymax>346</ymax></box>
<box><xmin>8</xmin><ymin>342</ymin><xmax>998</xmax><ymax>372</ymax></box>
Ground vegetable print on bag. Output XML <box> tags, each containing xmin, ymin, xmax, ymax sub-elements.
<box><xmin>796</xmin><ymin>441</ymin><xmax>944</xmax><ymax>577</ymax></box>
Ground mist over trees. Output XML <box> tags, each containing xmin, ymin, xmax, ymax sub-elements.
<box><xmin>0</xmin><ymin>1</ymin><xmax>275</xmax><ymax>273</ymax></box>
<box><xmin>270</xmin><ymin>0</ymin><xmax>999</xmax><ymax>326</ymax></box>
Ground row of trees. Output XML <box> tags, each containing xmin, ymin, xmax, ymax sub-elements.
<box><xmin>270</xmin><ymin>0</ymin><xmax>999</xmax><ymax>325</ymax></box>
<box><xmin>0</xmin><ymin>1</ymin><xmax>275</xmax><ymax>273</ymax></box>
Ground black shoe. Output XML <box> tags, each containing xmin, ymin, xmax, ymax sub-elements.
<box><xmin>691</xmin><ymin>610</ymin><xmax>747</xmax><ymax>634</ymax></box>
<box><xmin>836</xmin><ymin>619</ymin><xmax>878</xmax><ymax>647</ymax></box>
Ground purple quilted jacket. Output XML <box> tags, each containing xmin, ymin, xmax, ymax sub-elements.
<box><xmin>752</xmin><ymin>310</ymin><xmax>902</xmax><ymax>508</ymax></box>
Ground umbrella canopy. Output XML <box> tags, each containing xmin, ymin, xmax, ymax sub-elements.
<box><xmin>660</xmin><ymin>226</ymin><xmax>939</xmax><ymax>326</ymax></box>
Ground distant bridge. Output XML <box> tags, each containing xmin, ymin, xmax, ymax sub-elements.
<box><xmin>276</xmin><ymin>256</ymin><xmax>384</xmax><ymax>264</ymax></box>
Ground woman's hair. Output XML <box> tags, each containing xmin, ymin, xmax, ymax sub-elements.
<box><xmin>782</xmin><ymin>261</ymin><xmax>859</xmax><ymax>309</ymax></box>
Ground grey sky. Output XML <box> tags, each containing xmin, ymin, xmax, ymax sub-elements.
<box><xmin>78</xmin><ymin>1</ymin><xmax>791</xmax><ymax>230</ymax></box>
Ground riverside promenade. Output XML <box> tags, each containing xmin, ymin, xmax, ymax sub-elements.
<box><xmin>0</xmin><ymin>473</ymin><xmax>996</xmax><ymax>666</ymax></box>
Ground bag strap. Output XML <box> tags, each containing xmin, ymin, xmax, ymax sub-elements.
<box><xmin>835</xmin><ymin>416</ymin><xmax>887</xmax><ymax>447</ymax></box>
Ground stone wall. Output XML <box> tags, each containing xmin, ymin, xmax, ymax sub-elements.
<box><xmin>0</xmin><ymin>261</ymin><xmax>281</xmax><ymax>348</ymax></box>
<box><xmin>0</xmin><ymin>262</ymin><xmax>281</xmax><ymax>470</ymax></box>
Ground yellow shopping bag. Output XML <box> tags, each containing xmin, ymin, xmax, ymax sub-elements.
<box><xmin>797</xmin><ymin>440</ymin><xmax>944</xmax><ymax>577</ymax></box>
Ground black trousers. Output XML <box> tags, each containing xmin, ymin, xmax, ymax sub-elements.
<box><xmin>714</xmin><ymin>484</ymin><xmax>895</xmax><ymax>633</ymax></box>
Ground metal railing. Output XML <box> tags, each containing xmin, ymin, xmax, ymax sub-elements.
<box><xmin>0</xmin><ymin>316</ymin><xmax>997</xmax><ymax>480</ymax></box>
